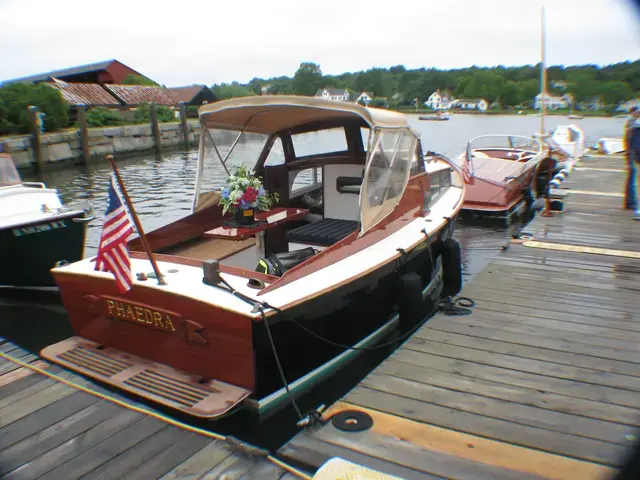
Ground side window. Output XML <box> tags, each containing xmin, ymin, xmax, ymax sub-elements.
<box><xmin>290</xmin><ymin>168</ymin><xmax>322</xmax><ymax>196</ymax></box>
<box><xmin>361</xmin><ymin>128</ymin><xmax>371</xmax><ymax>152</ymax></box>
<box><xmin>292</xmin><ymin>128</ymin><xmax>348</xmax><ymax>158</ymax></box>
<box><xmin>264</xmin><ymin>137</ymin><xmax>285</xmax><ymax>166</ymax></box>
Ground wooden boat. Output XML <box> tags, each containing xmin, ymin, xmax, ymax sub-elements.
<box><xmin>453</xmin><ymin>134</ymin><xmax>545</xmax><ymax>218</ymax></box>
<box><xmin>42</xmin><ymin>96</ymin><xmax>465</xmax><ymax>420</ymax></box>
<box><xmin>0</xmin><ymin>153</ymin><xmax>91</xmax><ymax>289</ymax></box>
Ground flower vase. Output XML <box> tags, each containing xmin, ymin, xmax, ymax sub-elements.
<box><xmin>234</xmin><ymin>208</ymin><xmax>255</xmax><ymax>226</ymax></box>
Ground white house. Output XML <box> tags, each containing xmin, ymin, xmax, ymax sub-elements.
<box><xmin>356</xmin><ymin>92</ymin><xmax>374</xmax><ymax>105</ymax></box>
<box><xmin>534</xmin><ymin>93</ymin><xmax>569</xmax><ymax>110</ymax></box>
<box><xmin>425</xmin><ymin>89</ymin><xmax>454</xmax><ymax>110</ymax></box>
<box><xmin>314</xmin><ymin>88</ymin><xmax>350</xmax><ymax>102</ymax></box>
<box><xmin>261</xmin><ymin>84</ymin><xmax>271</xmax><ymax>95</ymax></box>
<box><xmin>450</xmin><ymin>98</ymin><xmax>488</xmax><ymax>111</ymax></box>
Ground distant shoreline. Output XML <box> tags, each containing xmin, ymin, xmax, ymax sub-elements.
<box><xmin>391</xmin><ymin>107</ymin><xmax>622</xmax><ymax>119</ymax></box>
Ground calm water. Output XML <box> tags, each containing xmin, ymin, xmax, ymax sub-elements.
<box><xmin>0</xmin><ymin>113</ymin><xmax>625</xmax><ymax>449</ymax></box>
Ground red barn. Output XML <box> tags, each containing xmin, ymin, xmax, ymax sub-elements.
<box><xmin>4</xmin><ymin>59</ymin><xmax>154</xmax><ymax>86</ymax></box>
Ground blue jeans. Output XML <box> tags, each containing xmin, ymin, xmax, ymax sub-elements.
<box><xmin>626</xmin><ymin>150</ymin><xmax>638</xmax><ymax>209</ymax></box>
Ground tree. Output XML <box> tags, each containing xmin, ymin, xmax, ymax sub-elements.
<box><xmin>600</xmin><ymin>81</ymin><xmax>634</xmax><ymax>106</ymax></box>
<box><xmin>292</xmin><ymin>62</ymin><xmax>323</xmax><ymax>96</ymax></box>
<box><xmin>565</xmin><ymin>73</ymin><xmax>599</xmax><ymax>103</ymax></box>
<box><xmin>501</xmin><ymin>81</ymin><xmax>524</xmax><ymax>107</ymax></box>
<box><xmin>122</xmin><ymin>75</ymin><xmax>159</xmax><ymax>86</ymax></box>
<box><xmin>0</xmin><ymin>83</ymin><xmax>69</xmax><ymax>135</ymax></box>
<box><xmin>212</xmin><ymin>82</ymin><xmax>255</xmax><ymax>100</ymax></box>
<box><xmin>520</xmin><ymin>79</ymin><xmax>541</xmax><ymax>106</ymax></box>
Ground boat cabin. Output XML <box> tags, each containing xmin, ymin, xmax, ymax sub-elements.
<box><xmin>131</xmin><ymin>97</ymin><xmax>435</xmax><ymax>290</ymax></box>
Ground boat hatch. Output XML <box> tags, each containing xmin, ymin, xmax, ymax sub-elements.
<box><xmin>41</xmin><ymin>337</ymin><xmax>251</xmax><ymax>418</ymax></box>
<box><xmin>0</xmin><ymin>154</ymin><xmax>21</xmax><ymax>186</ymax></box>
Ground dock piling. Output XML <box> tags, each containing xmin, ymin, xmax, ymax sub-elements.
<box><xmin>179</xmin><ymin>101</ymin><xmax>189</xmax><ymax>150</ymax></box>
<box><xmin>77</xmin><ymin>104</ymin><xmax>90</xmax><ymax>164</ymax></box>
<box><xmin>28</xmin><ymin>105</ymin><xmax>44</xmax><ymax>172</ymax></box>
<box><xmin>149</xmin><ymin>102</ymin><xmax>162</xmax><ymax>154</ymax></box>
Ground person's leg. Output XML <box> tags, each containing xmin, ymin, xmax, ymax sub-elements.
<box><xmin>634</xmin><ymin>151</ymin><xmax>640</xmax><ymax>220</ymax></box>
<box><xmin>625</xmin><ymin>152</ymin><xmax>636</xmax><ymax>209</ymax></box>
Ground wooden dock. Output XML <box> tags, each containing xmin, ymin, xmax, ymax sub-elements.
<box><xmin>0</xmin><ymin>339</ymin><xmax>307</xmax><ymax>479</ymax></box>
<box><xmin>278</xmin><ymin>154</ymin><xmax>640</xmax><ymax>480</ymax></box>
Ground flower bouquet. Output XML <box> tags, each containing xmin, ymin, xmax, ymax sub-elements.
<box><xmin>219</xmin><ymin>165</ymin><xmax>279</xmax><ymax>225</ymax></box>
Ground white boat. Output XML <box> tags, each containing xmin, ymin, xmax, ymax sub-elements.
<box><xmin>595</xmin><ymin>138</ymin><xmax>625</xmax><ymax>155</ymax></box>
<box><xmin>0</xmin><ymin>153</ymin><xmax>92</xmax><ymax>288</ymax></box>
<box><xmin>550</xmin><ymin>124</ymin><xmax>586</xmax><ymax>159</ymax></box>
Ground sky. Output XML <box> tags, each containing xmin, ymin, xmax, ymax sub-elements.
<box><xmin>1</xmin><ymin>0</ymin><xmax>639</xmax><ymax>87</ymax></box>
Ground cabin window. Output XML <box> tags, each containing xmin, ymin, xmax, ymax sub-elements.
<box><xmin>290</xmin><ymin>167</ymin><xmax>322</xmax><ymax>197</ymax></box>
<box><xmin>360</xmin><ymin>128</ymin><xmax>416</xmax><ymax>233</ymax></box>
<box><xmin>264</xmin><ymin>137</ymin><xmax>285</xmax><ymax>166</ymax></box>
<box><xmin>291</xmin><ymin>127</ymin><xmax>348</xmax><ymax>158</ymax></box>
<box><xmin>193</xmin><ymin>129</ymin><xmax>268</xmax><ymax>212</ymax></box>
<box><xmin>428</xmin><ymin>169</ymin><xmax>452</xmax><ymax>208</ymax></box>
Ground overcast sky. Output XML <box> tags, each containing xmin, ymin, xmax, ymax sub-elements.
<box><xmin>1</xmin><ymin>0</ymin><xmax>639</xmax><ymax>86</ymax></box>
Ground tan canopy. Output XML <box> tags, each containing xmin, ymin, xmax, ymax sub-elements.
<box><xmin>198</xmin><ymin>95</ymin><xmax>410</xmax><ymax>134</ymax></box>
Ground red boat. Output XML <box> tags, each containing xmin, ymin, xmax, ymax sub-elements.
<box><xmin>42</xmin><ymin>97</ymin><xmax>465</xmax><ymax>420</ymax></box>
<box><xmin>454</xmin><ymin>134</ymin><xmax>547</xmax><ymax>219</ymax></box>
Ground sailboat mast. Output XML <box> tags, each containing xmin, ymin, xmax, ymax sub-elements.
<box><xmin>540</xmin><ymin>7</ymin><xmax>547</xmax><ymax>134</ymax></box>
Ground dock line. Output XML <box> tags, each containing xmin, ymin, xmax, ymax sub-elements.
<box><xmin>0</xmin><ymin>350</ymin><xmax>313</xmax><ymax>480</ymax></box>
<box><xmin>522</xmin><ymin>240</ymin><xmax>640</xmax><ymax>259</ymax></box>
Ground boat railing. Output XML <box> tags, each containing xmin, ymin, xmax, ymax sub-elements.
<box><xmin>22</xmin><ymin>181</ymin><xmax>46</xmax><ymax>189</ymax></box>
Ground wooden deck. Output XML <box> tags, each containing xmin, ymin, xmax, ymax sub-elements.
<box><xmin>0</xmin><ymin>339</ymin><xmax>304</xmax><ymax>480</ymax></box>
<box><xmin>278</xmin><ymin>154</ymin><xmax>640</xmax><ymax>480</ymax></box>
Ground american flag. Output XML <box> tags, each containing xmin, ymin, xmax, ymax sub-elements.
<box><xmin>462</xmin><ymin>155</ymin><xmax>474</xmax><ymax>184</ymax></box>
<box><xmin>95</xmin><ymin>174</ymin><xmax>134</xmax><ymax>293</ymax></box>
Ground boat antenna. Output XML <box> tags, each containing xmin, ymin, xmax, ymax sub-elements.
<box><xmin>106</xmin><ymin>154</ymin><xmax>167</xmax><ymax>286</ymax></box>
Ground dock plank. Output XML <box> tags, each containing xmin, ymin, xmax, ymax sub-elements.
<box><xmin>0</xmin><ymin>400</ymin><xmax>120</xmax><ymax>476</ymax></box>
<box><xmin>124</xmin><ymin>431</ymin><xmax>211</xmax><ymax>479</ymax></box>
<box><xmin>279</xmin><ymin>157</ymin><xmax>640</xmax><ymax>477</ymax></box>
<box><xmin>158</xmin><ymin>440</ymin><xmax>236</xmax><ymax>480</ymax></box>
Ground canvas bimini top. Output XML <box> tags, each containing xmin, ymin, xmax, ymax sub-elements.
<box><xmin>197</xmin><ymin>95</ymin><xmax>411</xmax><ymax>133</ymax></box>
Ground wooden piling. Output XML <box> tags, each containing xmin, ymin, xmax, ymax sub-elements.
<box><xmin>149</xmin><ymin>102</ymin><xmax>162</xmax><ymax>154</ymax></box>
<box><xmin>28</xmin><ymin>105</ymin><xmax>44</xmax><ymax>172</ymax></box>
<box><xmin>179</xmin><ymin>101</ymin><xmax>190</xmax><ymax>150</ymax></box>
<box><xmin>77</xmin><ymin>104</ymin><xmax>90</xmax><ymax>163</ymax></box>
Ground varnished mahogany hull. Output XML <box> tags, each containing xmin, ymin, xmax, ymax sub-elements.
<box><xmin>463</xmin><ymin>169</ymin><xmax>536</xmax><ymax>212</ymax></box>
<box><xmin>52</xmin><ymin>218</ymin><xmax>454</xmax><ymax>400</ymax></box>
<box><xmin>53</xmin><ymin>272</ymin><xmax>257</xmax><ymax>391</ymax></box>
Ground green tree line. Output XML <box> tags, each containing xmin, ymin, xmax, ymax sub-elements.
<box><xmin>212</xmin><ymin>60</ymin><xmax>640</xmax><ymax>109</ymax></box>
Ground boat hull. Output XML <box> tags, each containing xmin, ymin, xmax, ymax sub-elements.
<box><xmin>44</xmin><ymin>216</ymin><xmax>456</xmax><ymax>418</ymax></box>
<box><xmin>0</xmin><ymin>211</ymin><xmax>88</xmax><ymax>288</ymax></box>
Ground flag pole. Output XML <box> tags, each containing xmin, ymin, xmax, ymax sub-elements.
<box><xmin>106</xmin><ymin>155</ymin><xmax>167</xmax><ymax>286</ymax></box>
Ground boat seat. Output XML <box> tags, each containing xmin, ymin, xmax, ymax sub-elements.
<box><xmin>286</xmin><ymin>218</ymin><xmax>358</xmax><ymax>246</ymax></box>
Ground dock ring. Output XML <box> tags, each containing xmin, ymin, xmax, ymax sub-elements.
<box><xmin>331</xmin><ymin>410</ymin><xmax>373</xmax><ymax>432</ymax></box>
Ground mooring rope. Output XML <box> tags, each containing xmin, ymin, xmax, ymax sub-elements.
<box><xmin>0</xmin><ymin>350</ymin><xmax>312</xmax><ymax>480</ymax></box>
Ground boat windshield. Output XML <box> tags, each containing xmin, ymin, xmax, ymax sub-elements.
<box><xmin>360</xmin><ymin>128</ymin><xmax>416</xmax><ymax>234</ymax></box>
<box><xmin>0</xmin><ymin>156</ymin><xmax>21</xmax><ymax>186</ymax></box>
<box><xmin>193</xmin><ymin>128</ymin><xmax>269</xmax><ymax>212</ymax></box>
<box><xmin>468</xmin><ymin>135</ymin><xmax>541</xmax><ymax>154</ymax></box>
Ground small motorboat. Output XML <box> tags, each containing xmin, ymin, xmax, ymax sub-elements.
<box><xmin>453</xmin><ymin>134</ymin><xmax>546</xmax><ymax>219</ymax></box>
<box><xmin>42</xmin><ymin>96</ymin><xmax>465</xmax><ymax>420</ymax></box>
<box><xmin>419</xmin><ymin>111</ymin><xmax>450</xmax><ymax>121</ymax></box>
<box><xmin>593</xmin><ymin>138</ymin><xmax>625</xmax><ymax>155</ymax></box>
<box><xmin>550</xmin><ymin>124</ymin><xmax>586</xmax><ymax>159</ymax></box>
<box><xmin>0</xmin><ymin>153</ymin><xmax>92</xmax><ymax>289</ymax></box>
<box><xmin>568</xmin><ymin>114</ymin><xmax>584</xmax><ymax>120</ymax></box>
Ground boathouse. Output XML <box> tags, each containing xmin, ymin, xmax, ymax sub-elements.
<box><xmin>3</xmin><ymin>59</ymin><xmax>153</xmax><ymax>86</ymax></box>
